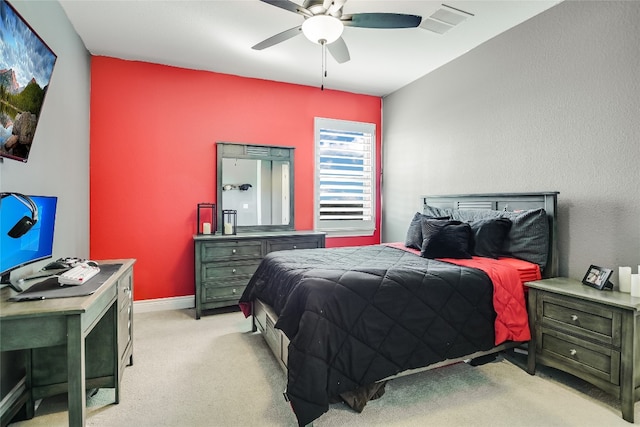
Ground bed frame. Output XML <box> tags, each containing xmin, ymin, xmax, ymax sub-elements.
<box><xmin>251</xmin><ymin>191</ymin><xmax>559</xmax><ymax>385</ymax></box>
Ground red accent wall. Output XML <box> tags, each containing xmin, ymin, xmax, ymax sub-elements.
<box><xmin>90</xmin><ymin>57</ymin><xmax>382</xmax><ymax>301</ymax></box>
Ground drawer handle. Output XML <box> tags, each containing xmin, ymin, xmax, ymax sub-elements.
<box><xmin>570</xmin><ymin>314</ymin><xmax>578</xmax><ymax>321</ymax></box>
<box><xmin>232</xmin><ymin>288</ymin><xmax>237</xmax><ymax>294</ymax></box>
<box><xmin>569</xmin><ymin>349</ymin><xmax>577</xmax><ymax>356</ymax></box>
<box><xmin>232</xmin><ymin>249</ymin><xmax>237</xmax><ymax>254</ymax></box>
<box><xmin>293</xmin><ymin>245</ymin><xmax>297</xmax><ymax>249</ymax></box>
<box><xmin>232</xmin><ymin>268</ymin><xmax>236</xmax><ymax>274</ymax></box>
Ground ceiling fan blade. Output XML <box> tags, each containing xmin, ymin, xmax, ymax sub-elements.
<box><xmin>327</xmin><ymin>37</ymin><xmax>350</xmax><ymax>63</ymax></box>
<box><xmin>327</xmin><ymin>0</ymin><xmax>347</xmax><ymax>15</ymax></box>
<box><xmin>342</xmin><ymin>13</ymin><xmax>422</xmax><ymax>29</ymax></box>
<box><xmin>252</xmin><ymin>26</ymin><xmax>302</xmax><ymax>50</ymax></box>
<box><xmin>259</xmin><ymin>0</ymin><xmax>312</xmax><ymax>18</ymax></box>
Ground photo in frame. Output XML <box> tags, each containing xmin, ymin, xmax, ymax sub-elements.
<box><xmin>0</xmin><ymin>0</ymin><xmax>57</xmax><ymax>163</ymax></box>
<box><xmin>582</xmin><ymin>264</ymin><xmax>613</xmax><ymax>290</ymax></box>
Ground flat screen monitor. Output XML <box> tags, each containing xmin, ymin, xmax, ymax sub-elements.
<box><xmin>1</xmin><ymin>194</ymin><xmax>57</xmax><ymax>288</ymax></box>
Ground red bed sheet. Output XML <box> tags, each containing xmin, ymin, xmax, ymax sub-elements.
<box><xmin>384</xmin><ymin>242</ymin><xmax>540</xmax><ymax>344</ymax></box>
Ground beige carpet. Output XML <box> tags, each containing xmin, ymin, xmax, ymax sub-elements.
<box><xmin>10</xmin><ymin>308</ymin><xmax>639</xmax><ymax>426</ymax></box>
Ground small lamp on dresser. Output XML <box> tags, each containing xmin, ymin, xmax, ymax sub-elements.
<box><xmin>197</xmin><ymin>203</ymin><xmax>216</xmax><ymax>235</ymax></box>
<box><xmin>222</xmin><ymin>209</ymin><xmax>237</xmax><ymax>235</ymax></box>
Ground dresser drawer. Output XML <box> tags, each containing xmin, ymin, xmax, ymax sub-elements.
<box><xmin>539</xmin><ymin>294</ymin><xmax>621</xmax><ymax>347</ymax></box>
<box><xmin>202</xmin><ymin>281</ymin><xmax>246</xmax><ymax>302</ymax></box>
<box><xmin>539</xmin><ymin>327</ymin><xmax>620</xmax><ymax>385</ymax></box>
<box><xmin>201</xmin><ymin>260</ymin><xmax>260</xmax><ymax>281</ymax></box>
<box><xmin>266</xmin><ymin>237</ymin><xmax>323</xmax><ymax>253</ymax></box>
<box><xmin>200</xmin><ymin>240</ymin><xmax>263</xmax><ymax>261</ymax></box>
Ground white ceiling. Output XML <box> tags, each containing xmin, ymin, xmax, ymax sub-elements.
<box><xmin>59</xmin><ymin>0</ymin><xmax>562</xmax><ymax>97</ymax></box>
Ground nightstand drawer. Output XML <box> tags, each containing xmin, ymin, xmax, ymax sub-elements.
<box><xmin>266</xmin><ymin>237</ymin><xmax>323</xmax><ymax>253</ymax></box>
<box><xmin>202</xmin><ymin>282</ymin><xmax>246</xmax><ymax>302</ymax></box>
<box><xmin>200</xmin><ymin>240</ymin><xmax>263</xmax><ymax>261</ymax></box>
<box><xmin>539</xmin><ymin>294</ymin><xmax>621</xmax><ymax>347</ymax></box>
<box><xmin>201</xmin><ymin>261</ymin><xmax>260</xmax><ymax>281</ymax></box>
<box><xmin>540</xmin><ymin>327</ymin><xmax>620</xmax><ymax>385</ymax></box>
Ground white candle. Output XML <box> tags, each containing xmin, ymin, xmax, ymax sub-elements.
<box><xmin>224</xmin><ymin>222</ymin><xmax>233</xmax><ymax>235</ymax></box>
<box><xmin>631</xmin><ymin>274</ymin><xmax>640</xmax><ymax>298</ymax></box>
<box><xmin>619</xmin><ymin>266</ymin><xmax>632</xmax><ymax>293</ymax></box>
<box><xmin>202</xmin><ymin>222</ymin><xmax>211</xmax><ymax>234</ymax></box>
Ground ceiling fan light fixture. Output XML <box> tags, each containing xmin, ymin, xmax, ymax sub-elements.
<box><xmin>302</xmin><ymin>15</ymin><xmax>344</xmax><ymax>44</ymax></box>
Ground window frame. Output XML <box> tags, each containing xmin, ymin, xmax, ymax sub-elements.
<box><xmin>314</xmin><ymin>117</ymin><xmax>376</xmax><ymax>237</ymax></box>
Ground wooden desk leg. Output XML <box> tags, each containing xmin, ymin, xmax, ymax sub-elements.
<box><xmin>112</xmin><ymin>303</ymin><xmax>121</xmax><ymax>404</ymax></box>
<box><xmin>67</xmin><ymin>315</ymin><xmax>86</xmax><ymax>427</ymax></box>
<box><xmin>25</xmin><ymin>349</ymin><xmax>35</xmax><ymax>419</ymax></box>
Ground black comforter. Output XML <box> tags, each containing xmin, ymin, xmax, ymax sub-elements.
<box><xmin>239</xmin><ymin>245</ymin><xmax>496</xmax><ymax>426</ymax></box>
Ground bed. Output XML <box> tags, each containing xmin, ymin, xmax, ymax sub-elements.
<box><xmin>239</xmin><ymin>192</ymin><xmax>559</xmax><ymax>426</ymax></box>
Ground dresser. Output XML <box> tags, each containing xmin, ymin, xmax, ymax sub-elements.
<box><xmin>526</xmin><ymin>277</ymin><xmax>640</xmax><ymax>423</ymax></box>
<box><xmin>193</xmin><ymin>231</ymin><xmax>325</xmax><ymax>319</ymax></box>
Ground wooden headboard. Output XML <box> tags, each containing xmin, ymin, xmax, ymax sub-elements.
<box><xmin>420</xmin><ymin>192</ymin><xmax>559</xmax><ymax>278</ymax></box>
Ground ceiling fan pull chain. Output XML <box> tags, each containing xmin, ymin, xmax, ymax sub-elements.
<box><xmin>321</xmin><ymin>39</ymin><xmax>326</xmax><ymax>90</ymax></box>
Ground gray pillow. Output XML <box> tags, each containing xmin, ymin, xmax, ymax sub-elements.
<box><xmin>423</xmin><ymin>205</ymin><xmax>549</xmax><ymax>269</ymax></box>
<box><xmin>499</xmin><ymin>208</ymin><xmax>548</xmax><ymax>269</ymax></box>
<box><xmin>405</xmin><ymin>212</ymin><xmax>449</xmax><ymax>250</ymax></box>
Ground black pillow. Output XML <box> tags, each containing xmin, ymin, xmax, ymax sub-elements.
<box><xmin>405</xmin><ymin>213</ymin><xmax>450</xmax><ymax>250</ymax></box>
<box><xmin>470</xmin><ymin>217</ymin><xmax>512</xmax><ymax>258</ymax></box>
<box><xmin>420</xmin><ymin>219</ymin><xmax>473</xmax><ymax>259</ymax></box>
<box><xmin>423</xmin><ymin>205</ymin><xmax>549</xmax><ymax>269</ymax></box>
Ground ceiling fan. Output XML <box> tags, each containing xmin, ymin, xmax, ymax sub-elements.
<box><xmin>252</xmin><ymin>0</ymin><xmax>422</xmax><ymax>64</ymax></box>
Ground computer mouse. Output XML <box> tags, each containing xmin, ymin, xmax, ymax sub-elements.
<box><xmin>86</xmin><ymin>261</ymin><xmax>99</xmax><ymax>267</ymax></box>
<box><xmin>43</xmin><ymin>261</ymin><xmax>69</xmax><ymax>270</ymax></box>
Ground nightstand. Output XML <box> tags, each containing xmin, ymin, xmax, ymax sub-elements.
<box><xmin>526</xmin><ymin>277</ymin><xmax>640</xmax><ymax>423</ymax></box>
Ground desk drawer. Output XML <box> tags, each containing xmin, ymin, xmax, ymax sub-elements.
<box><xmin>539</xmin><ymin>327</ymin><xmax>620</xmax><ymax>385</ymax></box>
<box><xmin>539</xmin><ymin>294</ymin><xmax>621</xmax><ymax>347</ymax></box>
<box><xmin>201</xmin><ymin>261</ymin><xmax>260</xmax><ymax>281</ymax></box>
<box><xmin>200</xmin><ymin>240</ymin><xmax>262</xmax><ymax>261</ymax></box>
<box><xmin>266</xmin><ymin>237</ymin><xmax>323</xmax><ymax>253</ymax></box>
<box><xmin>118</xmin><ymin>303</ymin><xmax>132</xmax><ymax>355</ymax></box>
<box><xmin>118</xmin><ymin>269</ymin><xmax>133</xmax><ymax>311</ymax></box>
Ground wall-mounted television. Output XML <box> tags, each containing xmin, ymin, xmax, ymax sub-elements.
<box><xmin>0</xmin><ymin>0</ymin><xmax>57</xmax><ymax>163</ymax></box>
<box><xmin>0</xmin><ymin>194</ymin><xmax>58</xmax><ymax>291</ymax></box>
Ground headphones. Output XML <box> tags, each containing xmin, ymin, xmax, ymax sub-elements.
<box><xmin>1</xmin><ymin>192</ymin><xmax>39</xmax><ymax>238</ymax></box>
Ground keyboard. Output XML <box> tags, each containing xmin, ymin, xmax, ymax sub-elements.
<box><xmin>58</xmin><ymin>263</ymin><xmax>100</xmax><ymax>286</ymax></box>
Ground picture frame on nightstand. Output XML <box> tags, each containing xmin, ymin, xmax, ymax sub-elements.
<box><xmin>582</xmin><ymin>264</ymin><xmax>613</xmax><ymax>290</ymax></box>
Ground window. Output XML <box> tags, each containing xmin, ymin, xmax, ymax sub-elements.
<box><xmin>314</xmin><ymin>118</ymin><xmax>376</xmax><ymax>236</ymax></box>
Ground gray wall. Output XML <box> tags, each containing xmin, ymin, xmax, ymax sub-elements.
<box><xmin>0</xmin><ymin>0</ymin><xmax>90</xmax><ymax>406</ymax></box>
<box><xmin>382</xmin><ymin>1</ymin><xmax>640</xmax><ymax>284</ymax></box>
<box><xmin>1</xmin><ymin>0</ymin><xmax>91</xmax><ymax>267</ymax></box>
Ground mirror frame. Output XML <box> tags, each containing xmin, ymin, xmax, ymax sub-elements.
<box><xmin>216</xmin><ymin>142</ymin><xmax>295</xmax><ymax>233</ymax></box>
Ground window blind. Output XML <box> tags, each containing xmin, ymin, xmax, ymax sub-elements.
<box><xmin>314</xmin><ymin>118</ymin><xmax>375</xmax><ymax>236</ymax></box>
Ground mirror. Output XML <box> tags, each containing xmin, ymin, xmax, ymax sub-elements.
<box><xmin>217</xmin><ymin>142</ymin><xmax>294</xmax><ymax>232</ymax></box>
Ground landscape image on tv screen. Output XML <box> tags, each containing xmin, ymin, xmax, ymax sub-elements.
<box><xmin>0</xmin><ymin>0</ymin><xmax>57</xmax><ymax>162</ymax></box>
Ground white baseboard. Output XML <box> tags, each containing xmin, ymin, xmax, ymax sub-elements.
<box><xmin>133</xmin><ymin>295</ymin><xmax>194</xmax><ymax>313</ymax></box>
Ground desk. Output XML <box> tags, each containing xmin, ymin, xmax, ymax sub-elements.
<box><xmin>0</xmin><ymin>259</ymin><xmax>135</xmax><ymax>427</ymax></box>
